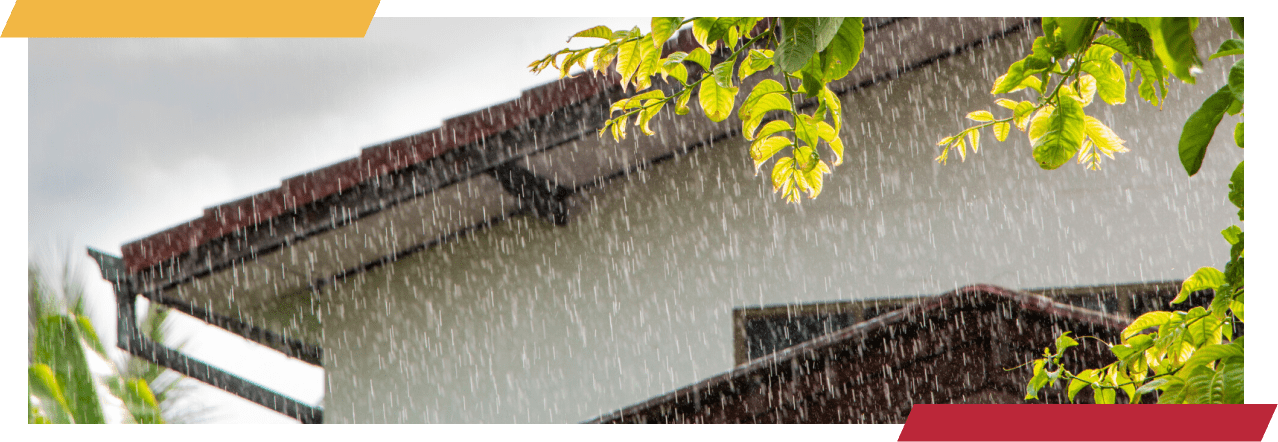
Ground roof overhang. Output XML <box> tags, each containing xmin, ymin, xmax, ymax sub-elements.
<box><xmin>111</xmin><ymin>18</ymin><xmax>1037</xmax><ymax>344</ymax></box>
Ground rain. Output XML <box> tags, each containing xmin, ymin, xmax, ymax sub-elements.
<box><xmin>28</xmin><ymin>17</ymin><xmax>1246</xmax><ymax>425</ymax></box>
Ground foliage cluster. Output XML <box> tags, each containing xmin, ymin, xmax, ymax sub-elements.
<box><xmin>536</xmin><ymin>17</ymin><xmax>1245</xmax><ymax>405</ymax></box>
<box><xmin>28</xmin><ymin>260</ymin><xmax>198</xmax><ymax>423</ymax></box>
<box><xmin>1010</xmin><ymin>17</ymin><xmax>1245</xmax><ymax>404</ymax></box>
<box><xmin>531</xmin><ymin>17</ymin><xmax>863</xmax><ymax>203</ymax></box>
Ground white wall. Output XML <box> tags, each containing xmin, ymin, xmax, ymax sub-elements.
<box><xmin>319</xmin><ymin>21</ymin><xmax>1242</xmax><ymax>423</ymax></box>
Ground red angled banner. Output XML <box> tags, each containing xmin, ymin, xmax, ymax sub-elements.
<box><xmin>899</xmin><ymin>404</ymin><xmax>1276</xmax><ymax>441</ymax></box>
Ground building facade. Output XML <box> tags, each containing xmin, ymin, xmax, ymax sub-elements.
<box><xmin>104</xmin><ymin>18</ymin><xmax>1241</xmax><ymax>423</ymax></box>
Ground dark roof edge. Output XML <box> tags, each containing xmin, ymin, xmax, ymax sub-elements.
<box><xmin>583</xmin><ymin>283</ymin><xmax>1127</xmax><ymax>423</ymax></box>
<box><xmin>119</xmin><ymin>25</ymin><xmax>715</xmax><ymax>273</ymax></box>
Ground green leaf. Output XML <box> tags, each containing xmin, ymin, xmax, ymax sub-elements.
<box><xmin>794</xmin><ymin>114</ymin><xmax>820</xmax><ymax>150</ymax></box>
<box><xmin>1147</xmin><ymin>17</ymin><xmax>1202</xmax><ymax>84</ymax></box>
<box><xmin>1229</xmin><ymin>162</ymin><xmax>1243</xmax><ymax>218</ymax></box>
<box><xmin>1221</xmin><ymin>356</ymin><xmax>1244</xmax><ymax>404</ymax></box>
<box><xmin>118</xmin><ymin>378</ymin><xmax>164</xmax><ymax>424</ymax></box>
<box><xmin>1093</xmin><ymin>385</ymin><xmax>1116</xmax><ymax>404</ymax></box>
<box><xmin>1175</xmin><ymin>267</ymin><xmax>1226</xmax><ymax>304</ymax></box>
<box><xmin>813</xmin><ymin>18</ymin><xmax>845</xmax><ymax>52</ymax></box>
<box><xmin>75</xmin><ymin>314</ymin><xmax>108</xmax><ymax>357</ymax></box>
<box><xmin>698</xmin><ymin>78</ymin><xmax>737</xmax><ymax>122</ymax></box>
<box><xmin>1068</xmin><ymin>369</ymin><xmax>1099</xmax><ymax>402</ymax></box>
<box><xmin>650</xmin><ymin>17</ymin><xmax>682</xmax><ymax>49</ymax></box>
<box><xmin>1229</xmin><ymin>17</ymin><xmax>1244</xmax><ymax>38</ymax></box>
<box><xmin>1228</xmin><ymin>59</ymin><xmax>1244</xmax><ymax>103</ymax></box>
<box><xmin>776</xmin><ymin>18</ymin><xmax>818</xmax><ymax>73</ymax></box>
<box><xmin>28</xmin><ymin>363</ymin><xmax>74</xmax><ymax>424</ymax></box>
<box><xmin>797</xmin><ymin>55</ymin><xmax>825</xmax><ymax>97</ymax></box>
<box><xmin>991</xmin><ymin>54</ymin><xmax>1054</xmax><ymax>94</ymax></box>
<box><xmin>1026</xmin><ymin>359</ymin><xmax>1049</xmax><ymax>400</ymax></box>
<box><xmin>1157</xmin><ymin>377</ymin><xmax>1187</xmax><ymax>404</ymax></box>
<box><xmin>1210</xmin><ymin>39</ymin><xmax>1244</xmax><ymax>60</ymax></box>
<box><xmin>1234</xmin><ymin>122</ymin><xmax>1243</xmax><ymax>148</ymax></box>
<box><xmin>1123</xmin><ymin>311</ymin><xmax>1172</xmax><ymax>340</ymax></box>
<box><xmin>1047</xmin><ymin>17</ymin><xmax>1099</xmax><ymax>54</ymax></box>
<box><xmin>569</xmin><ymin>25</ymin><xmax>613</xmax><ymax>42</ymax></box>
<box><xmin>1183</xmin><ymin>342</ymin><xmax>1243</xmax><ymax>373</ymax></box>
<box><xmin>1030</xmin><ymin>98</ymin><xmax>1085</xmax><ymax>170</ymax></box>
<box><xmin>1186</xmin><ymin>365</ymin><xmax>1219</xmax><ymax>404</ymax></box>
<box><xmin>1055</xmin><ymin>332</ymin><xmax>1079</xmax><ymax>355</ymax></box>
<box><xmin>819</xmin><ymin>18</ymin><xmax>864</xmax><ymax>82</ymax></box>
<box><xmin>707</xmin><ymin>17</ymin><xmax>740</xmax><ymax>49</ymax></box>
<box><xmin>1092</xmin><ymin>34</ymin><xmax>1166</xmax><ymax>106</ymax></box>
<box><xmin>1178</xmin><ymin>86</ymin><xmax>1234</xmax><ymax>176</ymax></box>
<box><xmin>33</xmin><ymin>315</ymin><xmax>105</xmax><ymax>424</ymax></box>
<box><xmin>1134</xmin><ymin>378</ymin><xmax>1169</xmax><ymax>397</ymax></box>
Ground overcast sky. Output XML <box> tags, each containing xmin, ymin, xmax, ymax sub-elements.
<box><xmin>28</xmin><ymin>17</ymin><xmax>649</xmax><ymax>424</ymax></box>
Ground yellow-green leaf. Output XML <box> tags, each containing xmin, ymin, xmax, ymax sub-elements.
<box><xmin>692</xmin><ymin>17</ymin><xmax>720</xmax><ymax>53</ymax></box>
<box><xmin>699</xmin><ymin>79</ymin><xmax>737</xmax><ymax>122</ymax></box>
<box><xmin>674</xmin><ymin>88</ymin><xmax>693</xmax><ymax>115</ymax></box>
<box><xmin>1175</xmin><ymin>267</ymin><xmax>1226</xmax><ymax>304</ymax></box>
<box><xmin>967</xmin><ymin>110</ymin><xmax>995</xmax><ymax>122</ymax></box>
<box><xmin>1076</xmin><ymin>75</ymin><xmax>1097</xmax><ymax>107</ymax></box>
<box><xmin>772</xmin><ymin>157</ymin><xmax>795</xmax><ymax>192</ymax></box>
<box><xmin>1084</xmin><ymin>116</ymin><xmax>1129</xmax><ymax>157</ymax></box>
<box><xmin>651</xmin><ymin>17</ymin><xmax>682</xmax><ymax>49</ymax></box>
<box><xmin>816</xmin><ymin>121</ymin><xmax>844</xmax><ymax>166</ymax></box>
<box><xmin>739</xmin><ymin>49</ymin><xmax>775</xmax><ymax>80</ymax></box>
<box><xmin>634</xmin><ymin>42</ymin><xmax>661</xmax><ymax>90</ymax></box>
<box><xmin>995</xmin><ymin>98</ymin><xmax>1018</xmax><ymax>110</ymax></box>
<box><xmin>570</xmin><ymin>25</ymin><xmax>614</xmax><ymax>42</ymax></box>
<box><xmin>637</xmin><ymin>99</ymin><xmax>665</xmax><ymax>136</ymax></box>
<box><xmin>610</xmin><ymin>90</ymin><xmax>665</xmax><ymax>114</ymax></box>
<box><xmin>741</xmin><ymin>95</ymin><xmax>792</xmax><ymax>139</ymax></box>
<box><xmin>820</xmin><ymin>86</ymin><xmax>843</xmax><ymax>133</ymax></box>
<box><xmin>685</xmin><ymin>47</ymin><xmax>712</xmax><ymax>71</ymax></box>
<box><xmin>802</xmin><ymin>161</ymin><xmax>830</xmax><ymax>198</ymax></box>
<box><xmin>751</xmin><ymin>136</ymin><xmax>793</xmax><ymax>172</ymax></box>
<box><xmin>616</xmin><ymin>41</ymin><xmax>643</xmax><ymax>92</ymax></box>
<box><xmin>1013</xmin><ymin>101</ymin><xmax>1036</xmax><ymax>130</ymax></box>
<box><xmin>1123</xmin><ymin>311</ymin><xmax>1173</xmax><ymax>340</ymax></box>
<box><xmin>993</xmin><ymin>122</ymin><xmax>1011</xmax><ymax>142</ymax></box>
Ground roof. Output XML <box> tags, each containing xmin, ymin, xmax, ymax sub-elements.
<box><xmin>111</xmin><ymin>18</ymin><xmax>1038</xmax><ymax>332</ymax></box>
<box><xmin>586</xmin><ymin>284</ymin><xmax>1129</xmax><ymax>424</ymax></box>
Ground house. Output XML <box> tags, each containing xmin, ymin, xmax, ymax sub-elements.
<box><xmin>590</xmin><ymin>284</ymin><xmax>1134</xmax><ymax>424</ymax></box>
<box><xmin>89</xmin><ymin>18</ymin><xmax>1241</xmax><ymax>423</ymax></box>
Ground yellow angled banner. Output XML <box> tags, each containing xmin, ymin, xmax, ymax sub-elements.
<box><xmin>3</xmin><ymin>0</ymin><xmax>379</xmax><ymax>37</ymax></box>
